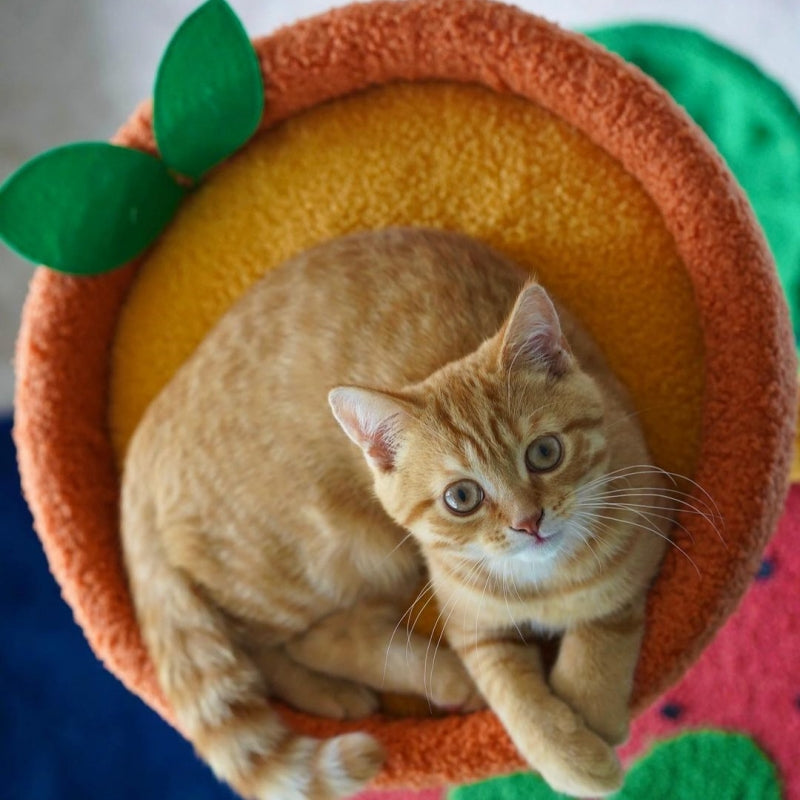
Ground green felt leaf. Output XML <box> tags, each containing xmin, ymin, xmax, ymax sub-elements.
<box><xmin>586</xmin><ymin>24</ymin><xmax>800</xmax><ymax>347</ymax></box>
<box><xmin>448</xmin><ymin>731</ymin><xmax>781</xmax><ymax>800</ymax></box>
<box><xmin>154</xmin><ymin>0</ymin><xmax>264</xmax><ymax>181</ymax></box>
<box><xmin>0</xmin><ymin>143</ymin><xmax>185</xmax><ymax>275</ymax></box>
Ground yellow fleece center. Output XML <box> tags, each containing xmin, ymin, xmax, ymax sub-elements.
<box><xmin>110</xmin><ymin>82</ymin><xmax>704</xmax><ymax>482</ymax></box>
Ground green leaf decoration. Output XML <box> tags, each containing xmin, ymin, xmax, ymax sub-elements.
<box><xmin>448</xmin><ymin>731</ymin><xmax>782</xmax><ymax>800</ymax></box>
<box><xmin>0</xmin><ymin>143</ymin><xmax>185</xmax><ymax>275</ymax></box>
<box><xmin>154</xmin><ymin>0</ymin><xmax>264</xmax><ymax>181</ymax></box>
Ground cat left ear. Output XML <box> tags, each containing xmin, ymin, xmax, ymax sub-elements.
<box><xmin>500</xmin><ymin>283</ymin><xmax>572</xmax><ymax>377</ymax></box>
<box><xmin>328</xmin><ymin>387</ymin><xmax>410</xmax><ymax>473</ymax></box>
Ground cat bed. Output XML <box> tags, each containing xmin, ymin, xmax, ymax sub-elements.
<box><xmin>11</xmin><ymin>0</ymin><xmax>796</xmax><ymax>790</ymax></box>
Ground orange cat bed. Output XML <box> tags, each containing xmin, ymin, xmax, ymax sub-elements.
<box><xmin>11</xmin><ymin>0</ymin><xmax>796</xmax><ymax>790</ymax></box>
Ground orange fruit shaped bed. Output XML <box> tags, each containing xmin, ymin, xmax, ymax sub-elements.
<box><xmin>8</xmin><ymin>0</ymin><xmax>796</xmax><ymax>790</ymax></box>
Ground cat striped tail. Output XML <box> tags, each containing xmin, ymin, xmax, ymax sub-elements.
<box><xmin>120</xmin><ymin>486</ymin><xmax>384</xmax><ymax>800</ymax></box>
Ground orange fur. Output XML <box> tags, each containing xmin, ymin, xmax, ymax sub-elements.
<box><xmin>121</xmin><ymin>229</ymin><xmax>670</xmax><ymax>799</ymax></box>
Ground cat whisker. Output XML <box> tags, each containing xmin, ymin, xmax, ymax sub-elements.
<box><xmin>603</xmin><ymin>407</ymin><xmax>646</xmax><ymax>432</ymax></box>
<box><xmin>505</xmin><ymin>560</ymin><xmax>526</xmax><ymax>607</ymax></box>
<box><xmin>574</xmin><ymin>499</ymin><xmax>698</xmax><ymax>543</ymax></box>
<box><xmin>502</xmin><ymin>562</ymin><xmax>527</xmax><ymax>644</ymax></box>
<box><xmin>405</xmin><ymin>560</ymin><xmax>475</xmax><ymax>667</ymax></box>
<box><xmin>576</xmin><ymin>509</ymin><xmax>701</xmax><ymax>576</ymax></box>
<box><xmin>582</xmin><ymin>487</ymin><xmax>722</xmax><ymax>529</ymax></box>
<box><xmin>474</xmin><ymin>564</ymin><xmax>494</xmax><ymax>655</ymax></box>
<box><xmin>422</xmin><ymin>593</ymin><xmax>455</xmax><ymax>712</ymax></box>
<box><xmin>575</xmin><ymin>504</ymin><xmax>673</xmax><ymax>539</ymax></box>
<box><xmin>436</xmin><ymin>562</ymin><xmax>493</xmax><ymax>691</ymax></box>
<box><xmin>407</xmin><ymin>578</ymin><xmax>436</xmax><ymax>625</ymax></box>
<box><xmin>382</xmin><ymin>577</ymin><xmax>435</xmax><ymax>683</ymax></box>
<box><xmin>378</xmin><ymin>530</ymin><xmax>416</xmax><ymax>567</ymax></box>
<box><xmin>585</xmin><ymin>484</ymin><xmax>719</xmax><ymax>512</ymax></box>
<box><xmin>659</xmin><ymin>471</ymin><xmax>724</xmax><ymax>532</ymax></box>
<box><xmin>422</xmin><ymin>560</ymin><xmax>486</xmax><ymax>709</ymax></box>
<box><xmin>601</xmin><ymin>400</ymin><xmax>697</xmax><ymax>435</ymax></box>
<box><xmin>573</xmin><ymin>465</ymin><xmax>725</xmax><ymax>547</ymax></box>
<box><xmin>581</xmin><ymin>464</ymin><xmax>723</xmax><ymax>524</ymax></box>
<box><xmin>569</xmin><ymin>519</ymin><xmax>606</xmax><ymax>572</ymax></box>
<box><xmin>577</xmin><ymin>463</ymin><xmax>663</xmax><ymax>492</ymax></box>
<box><xmin>577</xmin><ymin>464</ymin><xmax>682</xmax><ymax>493</ymax></box>
<box><xmin>403</xmin><ymin>578</ymin><xmax>439</xmax><ymax>661</ymax></box>
<box><xmin>575</xmin><ymin>490</ymin><xmax>725</xmax><ymax>545</ymax></box>
<box><xmin>426</xmin><ymin>592</ymin><xmax>465</xmax><ymax>712</ymax></box>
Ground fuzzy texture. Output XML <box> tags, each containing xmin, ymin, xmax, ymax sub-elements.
<box><xmin>12</xmin><ymin>0</ymin><xmax>796</xmax><ymax>791</ymax></box>
<box><xmin>108</xmin><ymin>79</ymin><xmax>702</xmax><ymax>726</ymax></box>
<box><xmin>426</xmin><ymin>483</ymin><xmax>800</xmax><ymax>800</ymax></box>
<box><xmin>450</xmin><ymin>731</ymin><xmax>783</xmax><ymax>800</ymax></box>
<box><xmin>617</xmin><ymin>484</ymin><xmax>800</xmax><ymax>799</ymax></box>
<box><xmin>121</xmin><ymin>228</ymin><xmax>669</xmax><ymax>799</ymax></box>
<box><xmin>109</xmin><ymin>82</ymin><xmax>702</xmax><ymax>474</ymax></box>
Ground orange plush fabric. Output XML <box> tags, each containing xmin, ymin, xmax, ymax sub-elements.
<box><xmin>108</xmin><ymin>79</ymin><xmax>705</xmax><ymax>722</ymax></box>
<box><xmin>13</xmin><ymin>0</ymin><xmax>796</xmax><ymax>789</ymax></box>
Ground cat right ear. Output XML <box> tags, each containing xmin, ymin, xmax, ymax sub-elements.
<box><xmin>499</xmin><ymin>282</ymin><xmax>572</xmax><ymax>377</ymax></box>
<box><xmin>328</xmin><ymin>387</ymin><xmax>410</xmax><ymax>473</ymax></box>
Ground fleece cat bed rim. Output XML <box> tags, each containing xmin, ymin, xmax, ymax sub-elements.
<box><xmin>12</xmin><ymin>0</ymin><xmax>796</xmax><ymax>789</ymax></box>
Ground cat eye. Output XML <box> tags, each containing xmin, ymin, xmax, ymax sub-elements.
<box><xmin>525</xmin><ymin>435</ymin><xmax>563</xmax><ymax>472</ymax></box>
<box><xmin>443</xmin><ymin>480</ymin><xmax>485</xmax><ymax>515</ymax></box>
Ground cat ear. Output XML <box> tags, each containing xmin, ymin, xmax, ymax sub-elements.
<box><xmin>500</xmin><ymin>283</ymin><xmax>571</xmax><ymax>377</ymax></box>
<box><xmin>328</xmin><ymin>387</ymin><xmax>410</xmax><ymax>473</ymax></box>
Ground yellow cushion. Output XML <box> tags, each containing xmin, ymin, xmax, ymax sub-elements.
<box><xmin>110</xmin><ymin>82</ymin><xmax>704</xmax><ymax>483</ymax></box>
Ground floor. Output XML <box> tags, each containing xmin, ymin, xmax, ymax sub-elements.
<box><xmin>1</xmin><ymin>0</ymin><xmax>799</xmax><ymax>411</ymax></box>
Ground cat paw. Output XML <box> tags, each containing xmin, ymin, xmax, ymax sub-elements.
<box><xmin>537</xmin><ymin>725</ymin><xmax>624</xmax><ymax>798</ymax></box>
<box><xmin>549</xmin><ymin>670</ymin><xmax>630</xmax><ymax>746</ymax></box>
<box><xmin>427</xmin><ymin>649</ymin><xmax>485</xmax><ymax>712</ymax></box>
<box><xmin>591</xmin><ymin>715</ymin><xmax>630</xmax><ymax>747</ymax></box>
<box><xmin>314</xmin><ymin>681</ymin><xmax>380</xmax><ymax>720</ymax></box>
<box><xmin>269</xmin><ymin>664</ymin><xmax>379</xmax><ymax>720</ymax></box>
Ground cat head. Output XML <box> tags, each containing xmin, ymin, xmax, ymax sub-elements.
<box><xmin>329</xmin><ymin>282</ymin><xmax>614</xmax><ymax>585</ymax></box>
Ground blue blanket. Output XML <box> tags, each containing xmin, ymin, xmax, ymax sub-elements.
<box><xmin>0</xmin><ymin>417</ymin><xmax>230</xmax><ymax>799</ymax></box>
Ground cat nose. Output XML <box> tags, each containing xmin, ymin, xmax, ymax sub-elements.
<box><xmin>511</xmin><ymin>509</ymin><xmax>545</xmax><ymax>538</ymax></box>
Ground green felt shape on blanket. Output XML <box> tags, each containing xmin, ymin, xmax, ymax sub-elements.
<box><xmin>153</xmin><ymin>0</ymin><xmax>264</xmax><ymax>181</ymax></box>
<box><xmin>449</xmin><ymin>731</ymin><xmax>782</xmax><ymax>800</ymax></box>
<box><xmin>587</xmin><ymin>23</ymin><xmax>800</xmax><ymax>345</ymax></box>
<box><xmin>0</xmin><ymin>143</ymin><xmax>185</xmax><ymax>275</ymax></box>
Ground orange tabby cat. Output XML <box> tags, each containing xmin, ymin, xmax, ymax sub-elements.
<box><xmin>121</xmin><ymin>228</ymin><xmax>672</xmax><ymax>800</ymax></box>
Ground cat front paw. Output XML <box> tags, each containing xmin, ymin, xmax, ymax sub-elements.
<box><xmin>537</xmin><ymin>723</ymin><xmax>624</xmax><ymax>798</ymax></box>
<box><xmin>590</xmin><ymin>713</ymin><xmax>630</xmax><ymax>747</ymax></box>
<box><xmin>549</xmin><ymin>669</ymin><xmax>630</xmax><ymax>746</ymax></box>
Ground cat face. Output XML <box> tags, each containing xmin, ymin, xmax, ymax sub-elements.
<box><xmin>330</xmin><ymin>282</ymin><xmax>617</xmax><ymax>584</ymax></box>
<box><xmin>395</xmin><ymin>366</ymin><xmax>609</xmax><ymax>582</ymax></box>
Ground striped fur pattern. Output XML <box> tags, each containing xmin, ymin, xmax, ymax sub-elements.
<box><xmin>122</xmin><ymin>228</ymin><xmax>674</xmax><ymax>799</ymax></box>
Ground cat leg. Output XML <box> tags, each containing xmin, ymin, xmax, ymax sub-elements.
<box><xmin>549</xmin><ymin>597</ymin><xmax>646</xmax><ymax>746</ymax></box>
<box><xmin>250</xmin><ymin>643</ymin><xmax>379</xmax><ymax>720</ymax></box>
<box><xmin>285</xmin><ymin>603</ymin><xmax>482</xmax><ymax>711</ymax></box>
<box><xmin>448</xmin><ymin>626</ymin><xmax>623</xmax><ymax>798</ymax></box>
